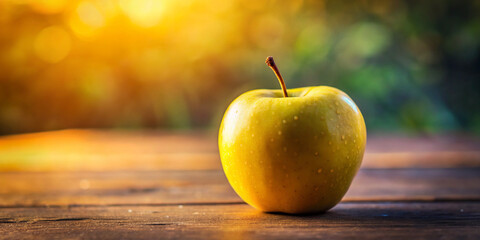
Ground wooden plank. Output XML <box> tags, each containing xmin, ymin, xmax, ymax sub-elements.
<box><xmin>1</xmin><ymin>130</ymin><xmax>480</xmax><ymax>171</ymax></box>
<box><xmin>0</xmin><ymin>202</ymin><xmax>479</xmax><ymax>239</ymax></box>
<box><xmin>1</xmin><ymin>169</ymin><xmax>479</xmax><ymax>207</ymax></box>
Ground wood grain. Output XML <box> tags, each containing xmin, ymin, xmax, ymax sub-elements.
<box><xmin>0</xmin><ymin>202</ymin><xmax>479</xmax><ymax>240</ymax></box>
<box><xmin>1</xmin><ymin>168</ymin><xmax>479</xmax><ymax>207</ymax></box>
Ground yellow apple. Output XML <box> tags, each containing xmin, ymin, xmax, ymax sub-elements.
<box><xmin>218</xmin><ymin>57</ymin><xmax>366</xmax><ymax>214</ymax></box>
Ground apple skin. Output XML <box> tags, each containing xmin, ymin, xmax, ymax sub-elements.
<box><xmin>218</xmin><ymin>86</ymin><xmax>366</xmax><ymax>214</ymax></box>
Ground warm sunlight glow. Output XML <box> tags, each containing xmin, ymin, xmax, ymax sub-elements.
<box><xmin>119</xmin><ymin>0</ymin><xmax>165</xmax><ymax>28</ymax></box>
<box><xmin>77</xmin><ymin>1</ymin><xmax>105</xmax><ymax>28</ymax></box>
<box><xmin>69</xmin><ymin>1</ymin><xmax>105</xmax><ymax>40</ymax></box>
<box><xmin>34</xmin><ymin>26</ymin><xmax>71</xmax><ymax>63</ymax></box>
<box><xmin>0</xmin><ymin>0</ymin><xmax>476</xmax><ymax>133</ymax></box>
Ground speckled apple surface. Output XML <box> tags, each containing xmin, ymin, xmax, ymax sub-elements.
<box><xmin>218</xmin><ymin>86</ymin><xmax>367</xmax><ymax>214</ymax></box>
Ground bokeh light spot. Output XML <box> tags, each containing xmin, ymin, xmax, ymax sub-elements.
<box><xmin>34</xmin><ymin>26</ymin><xmax>71</xmax><ymax>63</ymax></box>
<box><xmin>77</xmin><ymin>1</ymin><xmax>105</xmax><ymax>28</ymax></box>
<box><xmin>119</xmin><ymin>0</ymin><xmax>164</xmax><ymax>28</ymax></box>
<box><xmin>69</xmin><ymin>1</ymin><xmax>105</xmax><ymax>40</ymax></box>
<box><xmin>295</xmin><ymin>23</ymin><xmax>331</xmax><ymax>61</ymax></box>
<box><xmin>338</xmin><ymin>22</ymin><xmax>390</xmax><ymax>57</ymax></box>
<box><xmin>336</xmin><ymin>22</ymin><xmax>391</xmax><ymax>68</ymax></box>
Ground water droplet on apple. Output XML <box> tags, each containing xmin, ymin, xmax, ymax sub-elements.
<box><xmin>341</xmin><ymin>135</ymin><xmax>345</xmax><ymax>140</ymax></box>
<box><xmin>317</xmin><ymin>168</ymin><xmax>322</xmax><ymax>173</ymax></box>
<box><xmin>282</xmin><ymin>119</ymin><xmax>287</xmax><ymax>124</ymax></box>
<box><xmin>278</xmin><ymin>131</ymin><xmax>282</xmax><ymax>135</ymax></box>
<box><xmin>294</xmin><ymin>116</ymin><xmax>298</xmax><ymax>120</ymax></box>
<box><xmin>252</xmin><ymin>133</ymin><xmax>255</xmax><ymax>137</ymax></box>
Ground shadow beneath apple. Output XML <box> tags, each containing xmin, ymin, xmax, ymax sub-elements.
<box><xmin>261</xmin><ymin>201</ymin><xmax>479</xmax><ymax>228</ymax></box>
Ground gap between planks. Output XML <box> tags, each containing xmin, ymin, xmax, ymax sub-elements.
<box><xmin>2</xmin><ymin>198</ymin><xmax>480</xmax><ymax>209</ymax></box>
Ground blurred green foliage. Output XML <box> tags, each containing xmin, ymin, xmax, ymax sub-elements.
<box><xmin>0</xmin><ymin>0</ymin><xmax>479</xmax><ymax>135</ymax></box>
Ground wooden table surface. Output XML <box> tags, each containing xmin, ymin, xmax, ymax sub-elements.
<box><xmin>0</xmin><ymin>130</ymin><xmax>479</xmax><ymax>239</ymax></box>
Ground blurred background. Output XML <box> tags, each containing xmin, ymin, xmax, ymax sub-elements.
<box><xmin>0</xmin><ymin>0</ymin><xmax>479</xmax><ymax>136</ymax></box>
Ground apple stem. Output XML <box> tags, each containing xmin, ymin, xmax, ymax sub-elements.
<box><xmin>266</xmin><ymin>56</ymin><xmax>289</xmax><ymax>98</ymax></box>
